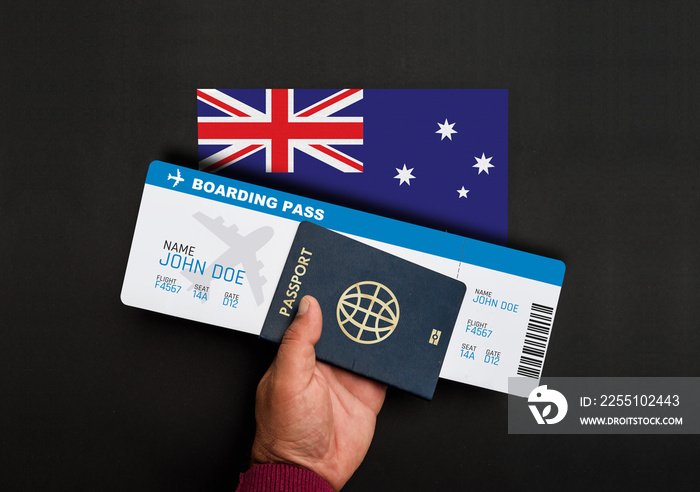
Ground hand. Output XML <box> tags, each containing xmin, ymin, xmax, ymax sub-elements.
<box><xmin>251</xmin><ymin>295</ymin><xmax>387</xmax><ymax>491</ymax></box>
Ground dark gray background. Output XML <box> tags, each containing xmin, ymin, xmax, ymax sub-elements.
<box><xmin>2</xmin><ymin>1</ymin><xmax>699</xmax><ymax>490</ymax></box>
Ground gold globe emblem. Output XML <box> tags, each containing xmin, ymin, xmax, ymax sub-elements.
<box><xmin>336</xmin><ymin>281</ymin><xmax>400</xmax><ymax>344</ymax></box>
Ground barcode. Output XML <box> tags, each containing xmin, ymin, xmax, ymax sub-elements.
<box><xmin>516</xmin><ymin>303</ymin><xmax>554</xmax><ymax>379</ymax></box>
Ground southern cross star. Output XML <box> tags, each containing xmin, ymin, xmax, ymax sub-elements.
<box><xmin>436</xmin><ymin>119</ymin><xmax>457</xmax><ymax>140</ymax></box>
<box><xmin>473</xmin><ymin>153</ymin><xmax>494</xmax><ymax>174</ymax></box>
<box><xmin>394</xmin><ymin>164</ymin><xmax>416</xmax><ymax>186</ymax></box>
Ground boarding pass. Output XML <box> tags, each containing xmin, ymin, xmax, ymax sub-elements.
<box><xmin>121</xmin><ymin>161</ymin><xmax>565</xmax><ymax>396</ymax></box>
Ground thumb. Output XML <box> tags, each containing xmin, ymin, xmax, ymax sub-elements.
<box><xmin>273</xmin><ymin>296</ymin><xmax>323</xmax><ymax>390</ymax></box>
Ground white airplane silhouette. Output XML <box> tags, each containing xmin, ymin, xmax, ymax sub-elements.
<box><xmin>167</xmin><ymin>169</ymin><xmax>184</xmax><ymax>187</ymax></box>
<box><xmin>181</xmin><ymin>213</ymin><xmax>274</xmax><ymax>306</ymax></box>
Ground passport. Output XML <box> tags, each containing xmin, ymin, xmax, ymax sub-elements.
<box><xmin>261</xmin><ymin>221</ymin><xmax>467</xmax><ymax>399</ymax></box>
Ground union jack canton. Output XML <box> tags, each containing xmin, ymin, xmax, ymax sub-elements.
<box><xmin>197</xmin><ymin>89</ymin><xmax>364</xmax><ymax>173</ymax></box>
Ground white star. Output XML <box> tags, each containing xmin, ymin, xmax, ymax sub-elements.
<box><xmin>394</xmin><ymin>164</ymin><xmax>416</xmax><ymax>186</ymax></box>
<box><xmin>436</xmin><ymin>119</ymin><xmax>457</xmax><ymax>140</ymax></box>
<box><xmin>457</xmin><ymin>186</ymin><xmax>469</xmax><ymax>198</ymax></box>
<box><xmin>473</xmin><ymin>153</ymin><xmax>495</xmax><ymax>174</ymax></box>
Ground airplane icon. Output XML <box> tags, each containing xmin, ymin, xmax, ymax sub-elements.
<box><xmin>167</xmin><ymin>169</ymin><xmax>185</xmax><ymax>187</ymax></box>
<box><xmin>181</xmin><ymin>213</ymin><xmax>274</xmax><ymax>306</ymax></box>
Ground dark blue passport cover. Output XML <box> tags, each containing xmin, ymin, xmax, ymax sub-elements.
<box><xmin>261</xmin><ymin>221</ymin><xmax>466</xmax><ymax>399</ymax></box>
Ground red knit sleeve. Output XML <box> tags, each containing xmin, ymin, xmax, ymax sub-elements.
<box><xmin>236</xmin><ymin>463</ymin><xmax>335</xmax><ymax>492</ymax></box>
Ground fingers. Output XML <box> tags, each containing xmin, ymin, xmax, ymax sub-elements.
<box><xmin>282</xmin><ymin>296</ymin><xmax>323</xmax><ymax>347</ymax></box>
<box><xmin>271</xmin><ymin>296</ymin><xmax>324</xmax><ymax>393</ymax></box>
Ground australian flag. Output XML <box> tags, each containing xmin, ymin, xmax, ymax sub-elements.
<box><xmin>197</xmin><ymin>89</ymin><xmax>507</xmax><ymax>243</ymax></box>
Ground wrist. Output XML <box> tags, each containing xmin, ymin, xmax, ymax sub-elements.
<box><xmin>249</xmin><ymin>439</ymin><xmax>285</xmax><ymax>468</ymax></box>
